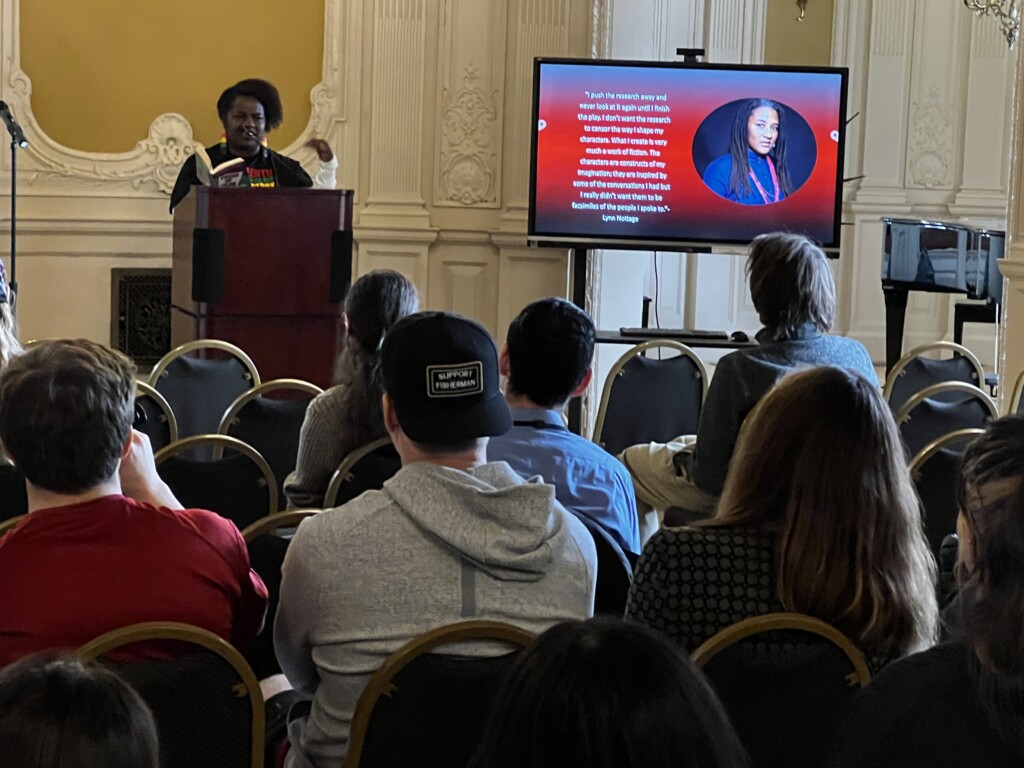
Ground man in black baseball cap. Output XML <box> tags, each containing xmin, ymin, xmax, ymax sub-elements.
<box><xmin>275</xmin><ymin>311</ymin><xmax>597</xmax><ymax>768</ymax></box>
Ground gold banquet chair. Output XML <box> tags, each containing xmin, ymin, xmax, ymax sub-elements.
<box><xmin>76</xmin><ymin>621</ymin><xmax>264</xmax><ymax>768</ymax></box>
<box><xmin>693</xmin><ymin>612</ymin><xmax>870</xmax><ymax>768</ymax></box>
<box><xmin>883</xmin><ymin>341</ymin><xmax>985</xmax><ymax>414</ymax></box>
<box><xmin>323</xmin><ymin>437</ymin><xmax>401</xmax><ymax>509</ymax></box>
<box><xmin>344</xmin><ymin>620</ymin><xmax>535</xmax><ymax>768</ymax></box>
<box><xmin>593</xmin><ymin>340</ymin><xmax>709</xmax><ymax>457</ymax></box>
<box><xmin>155</xmin><ymin>435</ymin><xmax>277</xmax><ymax>529</ymax></box>
<box><xmin>218</xmin><ymin>378</ymin><xmax>323</xmax><ymax>510</ymax></box>
<box><xmin>894</xmin><ymin>381</ymin><xmax>996</xmax><ymax>460</ymax></box>
<box><xmin>150</xmin><ymin>339</ymin><xmax>261</xmax><ymax>447</ymax></box>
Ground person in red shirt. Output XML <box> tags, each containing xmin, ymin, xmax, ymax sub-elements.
<box><xmin>0</xmin><ymin>339</ymin><xmax>267</xmax><ymax>667</ymax></box>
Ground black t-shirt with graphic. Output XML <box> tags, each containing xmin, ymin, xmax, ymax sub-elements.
<box><xmin>169</xmin><ymin>143</ymin><xmax>313</xmax><ymax>211</ymax></box>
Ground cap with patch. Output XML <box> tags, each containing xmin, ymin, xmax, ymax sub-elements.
<box><xmin>380</xmin><ymin>312</ymin><xmax>511</xmax><ymax>444</ymax></box>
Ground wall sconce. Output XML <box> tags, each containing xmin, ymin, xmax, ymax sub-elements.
<box><xmin>796</xmin><ymin>0</ymin><xmax>808</xmax><ymax>22</ymax></box>
<box><xmin>964</xmin><ymin>0</ymin><xmax>1021</xmax><ymax>47</ymax></box>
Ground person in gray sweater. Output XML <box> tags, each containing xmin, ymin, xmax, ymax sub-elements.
<box><xmin>274</xmin><ymin>312</ymin><xmax>598</xmax><ymax>768</ymax></box>
<box><xmin>621</xmin><ymin>232</ymin><xmax>878</xmax><ymax>518</ymax></box>
<box><xmin>283</xmin><ymin>269</ymin><xmax>418</xmax><ymax>509</ymax></box>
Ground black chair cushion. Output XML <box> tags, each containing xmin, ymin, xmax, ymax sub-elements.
<box><xmin>357</xmin><ymin>651</ymin><xmax>522</xmax><ymax>768</ymax></box>
<box><xmin>701</xmin><ymin>630</ymin><xmax>863</xmax><ymax>768</ymax></box>
<box><xmin>600</xmin><ymin>352</ymin><xmax>703</xmax><ymax>457</ymax></box>
<box><xmin>106</xmin><ymin>651</ymin><xmax>254</xmax><ymax>768</ymax></box>
<box><xmin>333</xmin><ymin>443</ymin><xmax>401</xmax><ymax>507</ymax></box>
<box><xmin>228</xmin><ymin>398</ymin><xmax>311</xmax><ymax>511</ymax></box>
<box><xmin>158</xmin><ymin>452</ymin><xmax>270</xmax><ymax>529</ymax></box>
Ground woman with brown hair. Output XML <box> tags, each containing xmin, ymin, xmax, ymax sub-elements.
<box><xmin>840</xmin><ymin>415</ymin><xmax>1024</xmax><ymax>766</ymax></box>
<box><xmin>284</xmin><ymin>269</ymin><xmax>418</xmax><ymax>509</ymax></box>
<box><xmin>625</xmin><ymin>365</ymin><xmax>938</xmax><ymax>671</ymax></box>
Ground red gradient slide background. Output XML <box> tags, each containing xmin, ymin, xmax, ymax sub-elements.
<box><xmin>532</xmin><ymin>63</ymin><xmax>845</xmax><ymax>247</ymax></box>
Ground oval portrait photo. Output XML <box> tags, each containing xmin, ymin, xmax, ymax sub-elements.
<box><xmin>693</xmin><ymin>98</ymin><xmax>817</xmax><ymax>206</ymax></box>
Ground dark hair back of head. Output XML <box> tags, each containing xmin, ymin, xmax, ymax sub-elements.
<box><xmin>0</xmin><ymin>339</ymin><xmax>135</xmax><ymax>493</ymax></box>
<box><xmin>956</xmin><ymin>415</ymin><xmax>1024</xmax><ymax>749</ymax></box>
<box><xmin>746</xmin><ymin>232</ymin><xmax>836</xmax><ymax>339</ymax></box>
<box><xmin>470</xmin><ymin>618</ymin><xmax>748</xmax><ymax>768</ymax></box>
<box><xmin>727</xmin><ymin>97</ymin><xmax>793</xmax><ymax>199</ymax></box>
<box><xmin>505</xmin><ymin>298</ymin><xmax>595</xmax><ymax>408</ymax></box>
<box><xmin>217</xmin><ymin>78</ymin><xmax>284</xmax><ymax>130</ymax></box>
<box><xmin>0</xmin><ymin>655</ymin><xmax>159</xmax><ymax>768</ymax></box>
<box><xmin>330</xmin><ymin>270</ymin><xmax>419</xmax><ymax>444</ymax></box>
<box><xmin>344</xmin><ymin>269</ymin><xmax>420</xmax><ymax>355</ymax></box>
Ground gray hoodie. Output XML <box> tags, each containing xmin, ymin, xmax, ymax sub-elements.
<box><xmin>276</xmin><ymin>460</ymin><xmax>597</xmax><ymax>768</ymax></box>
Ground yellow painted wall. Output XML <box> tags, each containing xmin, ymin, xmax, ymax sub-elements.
<box><xmin>21</xmin><ymin>0</ymin><xmax>324</xmax><ymax>153</ymax></box>
<box><xmin>764</xmin><ymin>0</ymin><xmax>834</xmax><ymax>67</ymax></box>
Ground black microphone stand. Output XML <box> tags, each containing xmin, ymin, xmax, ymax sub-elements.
<box><xmin>0</xmin><ymin>103</ymin><xmax>28</xmax><ymax>301</ymax></box>
<box><xmin>9</xmin><ymin>135</ymin><xmax>17</xmax><ymax>298</ymax></box>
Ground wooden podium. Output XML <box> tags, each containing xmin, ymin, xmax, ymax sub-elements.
<box><xmin>171</xmin><ymin>187</ymin><xmax>354</xmax><ymax>388</ymax></box>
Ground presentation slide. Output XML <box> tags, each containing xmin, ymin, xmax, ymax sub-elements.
<box><xmin>531</xmin><ymin>62</ymin><xmax>846</xmax><ymax>248</ymax></box>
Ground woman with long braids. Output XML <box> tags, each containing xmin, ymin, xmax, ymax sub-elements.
<box><xmin>284</xmin><ymin>269</ymin><xmax>418</xmax><ymax>509</ymax></box>
<box><xmin>840</xmin><ymin>415</ymin><xmax>1024</xmax><ymax>767</ymax></box>
<box><xmin>702</xmin><ymin>98</ymin><xmax>793</xmax><ymax>205</ymax></box>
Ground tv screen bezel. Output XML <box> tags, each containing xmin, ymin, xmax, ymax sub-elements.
<box><xmin>527</xmin><ymin>57</ymin><xmax>850</xmax><ymax>254</ymax></box>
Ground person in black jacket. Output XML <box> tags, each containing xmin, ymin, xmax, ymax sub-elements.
<box><xmin>169</xmin><ymin>78</ymin><xmax>336</xmax><ymax>211</ymax></box>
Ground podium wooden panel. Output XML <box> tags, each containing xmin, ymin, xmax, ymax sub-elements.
<box><xmin>171</xmin><ymin>187</ymin><xmax>353</xmax><ymax>388</ymax></box>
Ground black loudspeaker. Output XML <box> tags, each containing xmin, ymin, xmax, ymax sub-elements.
<box><xmin>191</xmin><ymin>228</ymin><xmax>225</xmax><ymax>303</ymax></box>
<box><xmin>330</xmin><ymin>230</ymin><xmax>353</xmax><ymax>304</ymax></box>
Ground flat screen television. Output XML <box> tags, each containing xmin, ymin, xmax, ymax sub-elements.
<box><xmin>528</xmin><ymin>58</ymin><xmax>849</xmax><ymax>253</ymax></box>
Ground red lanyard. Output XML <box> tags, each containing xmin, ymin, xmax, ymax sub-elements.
<box><xmin>749</xmin><ymin>156</ymin><xmax>780</xmax><ymax>204</ymax></box>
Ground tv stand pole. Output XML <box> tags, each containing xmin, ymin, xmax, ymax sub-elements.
<box><xmin>568</xmin><ymin>246</ymin><xmax>589</xmax><ymax>433</ymax></box>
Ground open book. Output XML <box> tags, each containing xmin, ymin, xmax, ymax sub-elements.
<box><xmin>193</xmin><ymin>146</ymin><xmax>249</xmax><ymax>188</ymax></box>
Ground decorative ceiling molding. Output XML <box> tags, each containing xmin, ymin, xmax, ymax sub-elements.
<box><xmin>1</xmin><ymin>0</ymin><xmax>343</xmax><ymax>196</ymax></box>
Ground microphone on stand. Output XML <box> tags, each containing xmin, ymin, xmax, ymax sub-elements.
<box><xmin>0</xmin><ymin>102</ymin><xmax>28</xmax><ymax>149</ymax></box>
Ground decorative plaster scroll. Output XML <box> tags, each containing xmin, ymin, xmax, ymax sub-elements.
<box><xmin>908</xmin><ymin>87</ymin><xmax>954</xmax><ymax>189</ymax></box>
<box><xmin>439</xmin><ymin>64</ymin><xmax>498</xmax><ymax>206</ymax></box>
<box><xmin>1</xmin><ymin>0</ymin><xmax>344</xmax><ymax>195</ymax></box>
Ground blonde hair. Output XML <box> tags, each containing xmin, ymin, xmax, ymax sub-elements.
<box><xmin>0</xmin><ymin>303</ymin><xmax>21</xmax><ymax>369</ymax></box>
<box><xmin>711</xmin><ymin>366</ymin><xmax>938</xmax><ymax>656</ymax></box>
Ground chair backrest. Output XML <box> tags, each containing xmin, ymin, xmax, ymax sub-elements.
<box><xmin>75</xmin><ymin>621</ymin><xmax>264</xmax><ymax>768</ymax></box>
<box><xmin>324</xmin><ymin>437</ymin><xmax>401</xmax><ymax>508</ymax></box>
<box><xmin>894</xmin><ymin>382</ymin><xmax>997</xmax><ymax>459</ymax></box>
<box><xmin>0</xmin><ymin>512</ymin><xmax>25</xmax><ymax>536</ymax></box>
<box><xmin>135</xmin><ymin>380</ymin><xmax>179</xmax><ymax>452</ymax></box>
<box><xmin>218</xmin><ymin>379</ymin><xmax>323</xmax><ymax>510</ymax></box>
<box><xmin>155</xmin><ymin>435</ymin><xmax>277</xmax><ymax>528</ymax></box>
<box><xmin>0</xmin><ymin>463</ymin><xmax>27</xmax><ymax>523</ymax></box>
<box><xmin>692</xmin><ymin>612</ymin><xmax>870</xmax><ymax>768</ymax></box>
<box><xmin>909</xmin><ymin>428</ymin><xmax>985</xmax><ymax>556</ymax></box>
<box><xmin>149</xmin><ymin>340</ymin><xmax>261</xmax><ymax>447</ymax></box>
<box><xmin>240</xmin><ymin>509</ymin><xmax>321</xmax><ymax>680</ymax></box>
<box><xmin>571</xmin><ymin>512</ymin><xmax>633</xmax><ymax>616</ymax></box>
<box><xmin>593</xmin><ymin>341</ymin><xmax>708</xmax><ymax>457</ymax></box>
<box><xmin>1010</xmin><ymin>367</ymin><xmax>1024</xmax><ymax>415</ymax></box>
<box><xmin>883</xmin><ymin>341</ymin><xmax>985</xmax><ymax>413</ymax></box>
<box><xmin>344</xmin><ymin>620</ymin><xmax>535</xmax><ymax>768</ymax></box>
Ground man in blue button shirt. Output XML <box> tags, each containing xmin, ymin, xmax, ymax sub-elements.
<box><xmin>488</xmin><ymin>298</ymin><xmax>641</xmax><ymax>556</ymax></box>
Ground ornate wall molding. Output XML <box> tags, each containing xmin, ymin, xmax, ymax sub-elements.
<box><xmin>0</xmin><ymin>0</ymin><xmax>345</xmax><ymax>196</ymax></box>
<box><xmin>907</xmin><ymin>87</ymin><xmax>954</xmax><ymax>189</ymax></box>
<box><xmin>438</xmin><ymin>64</ymin><xmax>499</xmax><ymax>206</ymax></box>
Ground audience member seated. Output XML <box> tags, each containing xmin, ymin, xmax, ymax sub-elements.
<box><xmin>0</xmin><ymin>654</ymin><xmax>159</xmax><ymax>768</ymax></box>
<box><xmin>620</xmin><ymin>233</ymin><xmax>877</xmax><ymax>518</ymax></box>
<box><xmin>840</xmin><ymin>415</ymin><xmax>1024</xmax><ymax>767</ymax></box>
<box><xmin>0</xmin><ymin>339</ymin><xmax>267</xmax><ymax>666</ymax></box>
<box><xmin>0</xmin><ymin>258</ymin><xmax>20</xmax><ymax>370</ymax></box>
<box><xmin>487</xmin><ymin>297</ymin><xmax>640</xmax><ymax>556</ymax></box>
<box><xmin>284</xmin><ymin>269</ymin><xmax>418</xmax><ymax>508</ymax></box>
<box><xmin>469</xmin><ymin>617</ymin><xmax>749</xmax><ymax>768</ymax></box>
<box><xmin>275</xmin><ymin>312</ymin><xmax>597</xmax><ymax>768</ymax></box>
<box><xmin>626</xmin><ymin>366</ymin><xmax>938</xmax><ymax>674</ymax></box>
